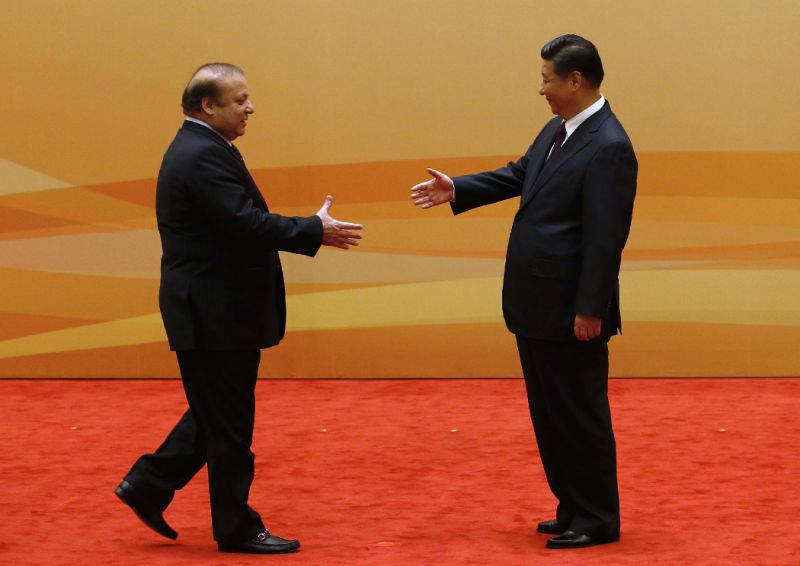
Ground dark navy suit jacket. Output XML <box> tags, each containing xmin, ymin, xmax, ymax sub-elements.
<box><xmin>452</xmin><ymin>101</ymin><xmax>637</xmax><ymax>341</ymax></box>
<box><xmin>156</xmin><ymin>121</ymin><xmax>323</xmax><ymax>350</ymax></box>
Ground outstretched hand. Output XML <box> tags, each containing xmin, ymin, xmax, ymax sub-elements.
<box><xmin>316</xmin><ymin>195</ymin><xmax>363</xmax><ymax>250</ymax></box>
<box><xmin>410</xmin><ymin>168</ymin><xmax>454</xmax><ymax>209</ymax></box>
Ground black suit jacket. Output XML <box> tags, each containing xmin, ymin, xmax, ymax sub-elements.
<box><xmin>156</xmin><ymin>121</ymin><xmax>323</xmax><ymax>351</ymax></box>
<box><xmin>452</xmin><ymin>101</ymin><xmax>637</xmax><ymax>341</ymax></box>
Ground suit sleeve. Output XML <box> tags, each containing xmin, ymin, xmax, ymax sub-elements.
<box><xmin>450</xmin><ymin>144</ymin><xmax>534</xmax><ymax>215</ymax></box>
<box><xmin>188</xmin><ymin>145</ymin><xmax>323</xmax><ymax>257</ymax></box>
<box><xmin>574</xmin><ymin>141</ymin><xmax>637</xmax><ymax>317</ymax></box>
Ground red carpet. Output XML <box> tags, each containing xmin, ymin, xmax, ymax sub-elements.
<box><xmin>1</xmin><ymin>378</ymin><xmax>798</xmax><ymax>565</ymax></box>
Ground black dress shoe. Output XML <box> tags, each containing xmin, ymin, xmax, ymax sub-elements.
<box><xmin>218</xmin><ymin>530</ymin><xmax>300</xmax><ymax>554</ymax></box>
<box><xmin>546</xmin><ymin>530</ymin><xmax>619</xmax><ymax>549</ymax></box>
<box><xmin>114</xmin><ymin>480</ymin><xmax>178</xmax><ymax>540</ymax></box>
<box><xmin>537</xmin><ymin>519</ymin><xmax>567</xmax><ymax>535</ymax></box>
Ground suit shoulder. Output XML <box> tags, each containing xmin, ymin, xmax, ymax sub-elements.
<box><xmin>162</xmin><ymin>128</ymin><xmax>234</xmax><ymax>172</ymax></box>
<box><xmin>597</xmin><ymin>113</ymin><xmax>634</xmax><ymax>149</ymax></box>
<box><xmin>169</xmin><ymin>127</ymin><xmax>227</xmax><ymax>155</ymax></box>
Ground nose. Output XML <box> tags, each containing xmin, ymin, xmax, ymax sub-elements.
<box><xmin>246</xmin><ymin>101</ymin><xmax>255</xmax><ymax>114</ymax></box>
<box><xmin>538</xmin><ymin>86</ymin><xmax>545</xmax><ymax>96</ymax></box>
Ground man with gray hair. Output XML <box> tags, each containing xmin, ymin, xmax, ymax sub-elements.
<box><xmin>115</xmin><ymin>63</ymin><xmax>362</xmax><ymax>555</ymax></box>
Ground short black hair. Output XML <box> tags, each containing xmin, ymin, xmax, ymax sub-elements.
<box><xmin>181</xmin><ymin>62</ymin><xmax>245</xmax><ymax>113</ymax></box>
<box><xmin>541</xmin><ymin>34</ymin><xmax>604</xmax><ymax>88</ymax></box>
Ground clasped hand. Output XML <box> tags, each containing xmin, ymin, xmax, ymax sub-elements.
<box><xmin>316</xmin><ymin>195</ymin><xmax>364</xmax><ymax>250</ymax></box>
<box><xmin>574</xmin><ymin>314</ymin><xmax>602</xmax><ymax>341</ymax></box>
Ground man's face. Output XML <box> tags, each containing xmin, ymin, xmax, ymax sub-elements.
<box><xmin>539</xmin><ymin>60</ymin><xmax>573</xmax><ymax>119</ymax></box>
<box><xmin>206</xmin><ymin>74</ymin><xmax>254</xmax><ymax>141</ymax></box>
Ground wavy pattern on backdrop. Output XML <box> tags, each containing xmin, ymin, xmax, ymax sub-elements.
<box><xmin>1</xmin><ymin>153</ymin><xmax>799</xmax><ymax>377</ymax></box>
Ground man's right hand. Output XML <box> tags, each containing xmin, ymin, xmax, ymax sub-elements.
<box><xmin>411</xmin><ymin>168</ymin><xmax>454</xmax><ymax>209</ymax></box>
<box><xmin>315</xmin><ymin>195</ymin><xmax>364</xmax><ymax>250</ymax></box>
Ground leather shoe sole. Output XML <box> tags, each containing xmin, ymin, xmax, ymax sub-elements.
<box><xmin>537</xmin><ymin>519</ymin><xmax>567</xmax><ymax>535</ymax></box>
<box><xmin>546</xmin><ymin>530</ymin><xmax>619</xmax><ymax>549</ymax></box>
<box><xmin>114</xmin><ymin>480</ymin><xmax>178</xmax><ymax>540</ymax></box>
<box><xmin>218</xmin><ymin>531</ymin><xmax>300</xmax><ymax>554</ymax></box>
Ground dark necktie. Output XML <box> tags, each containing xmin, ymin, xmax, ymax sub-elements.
<box><xmin>547</xmin><ymin>122</ymin><xmax>567</xmax><ymax>162</ymax></box>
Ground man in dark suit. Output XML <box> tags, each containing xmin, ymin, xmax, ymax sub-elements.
<box><xmin>115</xmin><ymin>63</ymin><xmax>363</xmax><ymax>555</ymax></box>
<box><xmin>411</xmin><ymin>35</ymin><xmax>636</xmax><ymax>549</ymax></box>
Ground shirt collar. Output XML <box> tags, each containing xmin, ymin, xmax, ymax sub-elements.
<box><xmin>563</xmin><ymin>94</ymin><xmax>605</xmax><ymax>140</ymax></box>
<box><xmin>183</xmin><ymin>116</ymin><xmax>232</xmax><ymax>146</ymax></box>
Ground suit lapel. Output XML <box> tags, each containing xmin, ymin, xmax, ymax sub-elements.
<box><xmin>519</xmin><ymin>102</ymin><xmax>612</xmax><ymax>211</ymax></box>
<box><xmin>232</xmin><ymin>151</ymin><xmax>269</xmax><ymax>211</ymax></box>
<box><xmin>246</xmin><ymin>176</ymin><xmax>269</xmax><ymax>211</ymax></box>
<box><xmin>520</xmin><ymin>118</ymin><xmax>560</xmax><ymax>202</ymax></box>
<box><xmin>222</xmin><ymin>143</ymin><xmax>269</xmax><ymax>211</ymax></box>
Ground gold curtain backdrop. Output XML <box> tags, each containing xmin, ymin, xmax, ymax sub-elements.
<box><xmin>1</xmin><ymin>0</ymin><xmax>798</xmax><ymax>377</ymax></box>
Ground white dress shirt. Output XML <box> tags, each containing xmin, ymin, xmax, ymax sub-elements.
<box><xmin>560</xmin><ymin>94</ymin><xmax>606</xmax><ymax>144</ymax></box>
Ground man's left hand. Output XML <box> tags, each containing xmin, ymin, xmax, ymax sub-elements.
<box><xmin>574</xmin><ymin>314</ymin><xmax>602</xmax><ymax>341</ymax></box>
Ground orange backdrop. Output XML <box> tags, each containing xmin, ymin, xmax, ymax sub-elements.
<box><xmin>1</xmin><ymin>1</ymin><xmax>798</xmax><ymax>377</ymax></box>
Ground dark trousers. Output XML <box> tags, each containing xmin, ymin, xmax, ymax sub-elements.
<box><xmin>516</xmin><ymin>335</ymin><xmax>620</xmax><ymax>537</ymax></box>
<box><xmin>124</xmin><ymin>349</ymin><xmax>265</xmax><ymax>543</ymax></box>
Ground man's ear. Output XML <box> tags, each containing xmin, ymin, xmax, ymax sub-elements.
<box><xmin>200</xmin><ymin>96</ymin><xmax>216</xmax><ymax>116</ymax></box>
<box><xmin>570</xmin><ymin>71</ymin><xmax>582</xmax><ymax>91</ymax></box>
